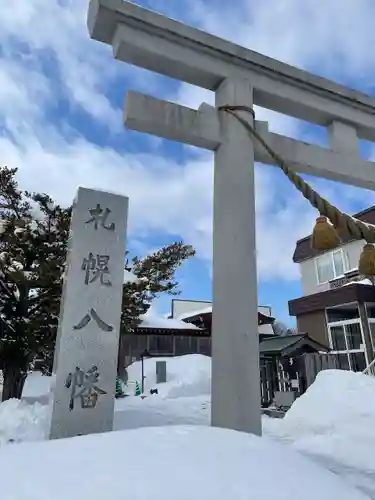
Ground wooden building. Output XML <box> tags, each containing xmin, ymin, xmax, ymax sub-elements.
<box><xmin>120</xmin><ymin>299</ymin><xmax>276</xmax><ymax>366</ymax></box>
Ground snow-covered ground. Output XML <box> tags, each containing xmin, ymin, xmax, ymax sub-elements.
<box><xmin>0</xmin><ymin>355</ymin><xmax>374</xmax><ymax>499</ymax></box>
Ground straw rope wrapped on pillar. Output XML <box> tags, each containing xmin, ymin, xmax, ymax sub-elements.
<box><xmin>219</xmin><ymin>105</ymin><xmax>375</xmax><ymax>276</ymax></box>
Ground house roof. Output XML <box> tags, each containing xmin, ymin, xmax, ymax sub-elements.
<box><xmin>138</xmin><ymin>314</ymin><xmax>201</xmax><ymax>331</ymax></box>
<box><xmin>288</xmin><ymin>282</ymin><xmax>375</xmax><ymax>316</ymax></box>
<box><xmin>293</xmin><ymin>205</ymin><xmax>375</xmax><ymax>263</ymax></box>
<box><xmin>177</xmin><ymin>305</ymin><xmax>275</xmax><ymax>325</ymax></box>
<box><xmin>259</xmin><ymin>333</ymin><xmax>329</xmax><ymax>356</ymax></box>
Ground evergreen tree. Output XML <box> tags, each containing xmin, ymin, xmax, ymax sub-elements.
<box><xmin>0</xmin><ymin>166</ymin><xmax>71</xmax><ymax>400</ymax></box>
<box><xmin>0</xmin><ymin>166</ymin><xmax>195</xmax><ymax>401</ymax></box>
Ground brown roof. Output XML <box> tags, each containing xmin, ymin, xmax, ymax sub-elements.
<box><xmin>288</xmin><ymin>282</ymin><xmax>375</xmax><ymax>316</ymax></box>
<box><xmin>182</xmin><ymin>311</ymin><xmax>275</xmax><ymax>327</ymax></box>
<box><xmin>135</xmin><ymin>326</ymin><xmax>210</xmax><ymax>336</ymax></box>
<box><xmin>293</xmin><ymin>205</ymin><xmax>375</xmax><ymax>263</ymax></box>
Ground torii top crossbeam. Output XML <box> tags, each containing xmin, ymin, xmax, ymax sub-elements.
<box><xmin>88</xmin><ymin>0</ymin><xmax>375</xmax><ymax>141</ymax></box>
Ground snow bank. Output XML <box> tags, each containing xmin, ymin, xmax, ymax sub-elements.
<box><xmin>126</xmin><ymin>354</ymin><xmax>211</xmax><ymax>398</ymax></box>
<box><xmin>0</xmin><ymin>399</ymin><xmax>48</xmax><ymax>445</ymax></box>
<box><xmin>4</xmin><ymin>358</ymin><xmax>375</xmax><ymax>498</ymax></box>
<box><xmin>0</xmin><ymin>425</ymin><xmax>368</xmax><ymax>500</ymax></box>
<box><xmin>283</xmin><ymin>369</ymin><xmax>375</xmax><ymax>436</ymax></box>
<box><xmin>264</xmin><ymin>369</ymin><xmax>375</xmax><ymax>498</ymax></box>
<box><xmin>22</xmin><ymin>371</ymin><xmax>51</xmax><ymax>404</ymax></box>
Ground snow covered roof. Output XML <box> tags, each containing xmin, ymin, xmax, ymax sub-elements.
<box><xmin>177</xmin><ymin>305</ymin><xmax>274</xmax><ymax>323</ymax></box>
<box><xmin>139</xmin><ymin>313</ymin><xmax>201</xmax><ymax>330</ymax></box>
<box><xmin>177</xmin><ymin>306</ymin><xmax>212</xmax><ymax>320</ymax></box>
<box><xmin>342</xmin><ymin>278</ymin><xmax>373</xmax><ymax>287</ymax></box>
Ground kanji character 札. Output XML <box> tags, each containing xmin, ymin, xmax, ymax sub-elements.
<box><xmin>85</xmin><ymin>204</ymin><xmax>115</xmax><ymax>231</ymax></box>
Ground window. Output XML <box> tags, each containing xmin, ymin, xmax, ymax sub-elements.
<box><xmin>330</xmin><ymin>325</ymin><xmax>346</xmax><ymax>351</ymax></box>
<box><xmin>328</xmin><ymin>321</ymin><xmax>366</xmax><ymax>372</ymax></box>
<box><xmin>316</xmin><ymin>249</ymin><xmax>347</xmax><ymax>284</ymax></box>
<box><xmin>326</xmin><ymin>304</ymin><xmax>359</xmax><ymax>322</ymax></box>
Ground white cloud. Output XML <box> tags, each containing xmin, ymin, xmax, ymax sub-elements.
<box><xmin>1</xmin><ymin>0</ymin><xmax>375</xmax><ymax>290</ymax></box>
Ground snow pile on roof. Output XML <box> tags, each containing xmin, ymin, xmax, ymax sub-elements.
<box><xmin>177</xmin><ymin>305</ymin><xmax>212</xmax><ymax>320</ymax></box>
<box><xmin>126</xmin><ymin>354</ymin><xmax>211</xmax><ymax>399</ymax></box>
<box><xmin>0</xmin><ymin>425</ymin><xmax>368</xmax><ymax>500</ymax></box>
<box><xmin>139</xmin><ymin>313</ymin><xmax>200</xmax><ymax>330</ymax></box>
<box><xmin>343</xmin><ymin>278</ymin><xmax>373</xmax><ymax>286</ymax></box>
<box><xmin>177</xmin><ymin>304</ymin><xmax>274</xmax><ymax>321</ymax></box>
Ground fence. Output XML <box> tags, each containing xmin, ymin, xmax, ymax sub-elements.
<box><xmin>260</xmin><ymin>352</ymin><xmax>343</xmax><ymax>408</ymax></box>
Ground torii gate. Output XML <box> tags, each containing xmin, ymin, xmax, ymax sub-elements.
<box><xmin>87</xmin><ymin>0</ymin><xmax>375</xmax><ymax>436</ymax></box>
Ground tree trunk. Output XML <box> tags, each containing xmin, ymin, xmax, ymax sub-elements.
<box><xmin>2</xmin><ymin>366</ymin><xmax>27</xmax><ymax>402</ymax></box>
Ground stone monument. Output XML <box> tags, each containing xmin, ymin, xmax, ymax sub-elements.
<box><xmin>87</xmin><ymin>0</ymin><xmax>375</xmax><ymax>436</ymax></box>
<box><xmin>49</xmin><ymin>186</ymin><xmax>128</xmax><ymax>440</ymax></box>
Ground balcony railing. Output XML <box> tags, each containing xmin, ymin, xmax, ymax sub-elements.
<box><xmin>329</xmin><ymin>272</ymin><xmax>373</xmax><ymax>290</ymax></box>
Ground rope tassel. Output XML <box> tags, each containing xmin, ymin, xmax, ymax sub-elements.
<box><xmin>311</xmin><ymin>216</ymin><xmax>341</xmax><ymax>251</ymax></box>
<box><xmin>359</xmin><ymin>244</ymin><xmax>375</xmax><ymax>276</ymax></box>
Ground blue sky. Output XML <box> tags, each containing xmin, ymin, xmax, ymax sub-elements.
<box><xmin>2</xmin><ymin>0</ymin><xmax>375</xmax><ymax>326</ymax></box>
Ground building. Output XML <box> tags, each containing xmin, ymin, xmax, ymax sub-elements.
<box><xmin>288</xmin><ymin>205</ymin><xmax>375</xmax><ymax>372</ymax></box>
<box><xmin>170</xmin><ymin>299</ymin><xmax>276</xmax><ymax>339</ymax></box>
<box><xmin>121</xmin><ymin>299</ymin><xmax>276</xmax><ymax>366</ymax></box>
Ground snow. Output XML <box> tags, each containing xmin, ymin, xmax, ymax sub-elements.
<box><xmin>264</xmin><ymin>370</ymin><xmax>375</xmax><ymax>498</ymax></box>
<box><xmin>139</xmin><ymin>313</ymin><xmax>201</xmax><ymax>330</ymax></box>
<box><xmin>0</xmin><ymin>425</ymin><xmax>369</xmax><ymax>500</ymax></box>
<box><xmin>177</xmin><ymin>305</ymin><xmax>212</xmax><ymax>320</ymax></box>
<box><xmin>0</xmin><ymin>399</ymin><xmax>48</xmax><ymax>446</ymax></box>
<box><xmin>22</xmin><ymin>371</ymin><xmax>51</xmax><ymax>404</ymax></box>
<box><xmin>0</xmin><ymin>359</ymin><xmax>374</xmax><ymax>498</ymax></box>
<box><xmin>343</xmin><ymin>278</ymin><xmax>373</xmax><ymax>286</ymax></box>
<box><xmin>176</xmin><ymin>304</ymin><xmax>274</xmax><ymax>324</ymax></box>
<box><xmin>126</xmin><ymin>354</ymin><xmax>211</xmax><ymax>398</ymax></box>
<box><xmin>123</xmin><ymin>269</ymin><xmax>138</xmax><ymax>283</ymax></box>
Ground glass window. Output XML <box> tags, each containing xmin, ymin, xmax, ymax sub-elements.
<box><xmin>316</xmin><ymin>250</ymin><xmax>347</xmax><ymax>284</ymax></box>
<box><xmin>316</xmin><ymin>253</ymin><xmax>334</xmax><ymax>283</ymax></box>
<box><xmin>350</xmin><ymin>352</ymin><xmax>366</xmax><ymax>372</ymax></box>
<box><xmin>326</xmin><ymin>304</ymin><xmax>359</xmax><ymax>322</ymax></box>
<box><xmin>333</xmin><ymin>250</ymin><xmax>345</xmax><ymax>276</ymax></box>
<box><xmin>346</xmin><ymin>323</ymin><xmax>362</xmax><ymax>350</ymax></box>
<box><xmin>369</xmin><ymin>322</ymin><xmax>375</xmax><ymax>349</ymax></box>
<box><xmin>337</xmin><ymin>353</ymin><xmax>350</xmax><ymax>370</ymax></box>
<box><xmin>330</xmin><ymin>326</ymin><xmax>346</xmax><ymax>351</ymax></box>
<box><xmin>366</xmin><ymin>303</ymin><xmax>375</xmax><ymax>319</ymax></box>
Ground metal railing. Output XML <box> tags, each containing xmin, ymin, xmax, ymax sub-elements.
<box><xmin>363</xmin><ymin>358</ymin><xmax>375</xmax><ymax>376</ymax></box>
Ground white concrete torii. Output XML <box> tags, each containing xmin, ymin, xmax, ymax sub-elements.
<box><xmin>87</xmin><ymin>0</ymin><xmax>375</xmax><ymax>436</ymax></box>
